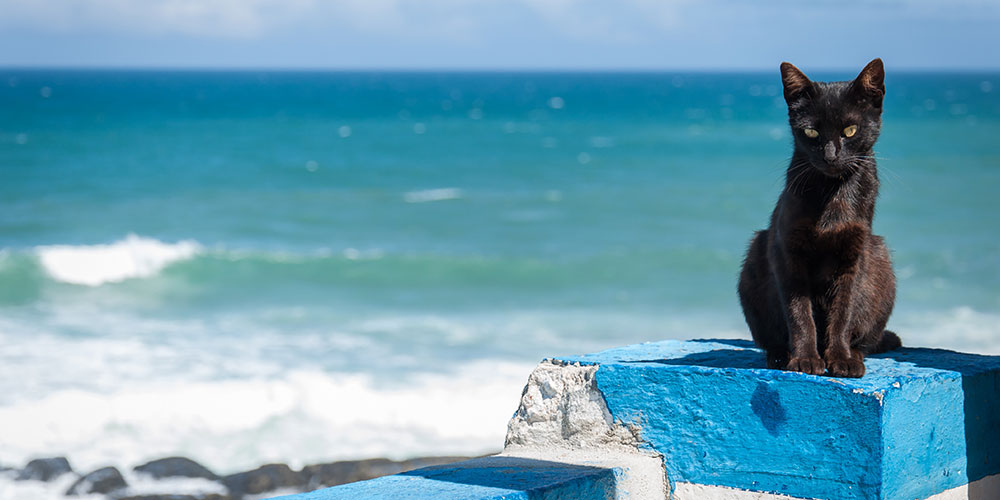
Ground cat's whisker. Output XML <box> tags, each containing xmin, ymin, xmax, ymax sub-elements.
<box><xmin>877</xmin><ymin>163</ymin><xmax>907</xmax><ymax>191</ymax></box>
<box><xmin>786</xmin><ymin>161</ymin><xmax>813</xmax><ymax>195</ymax></box>
<box><xmin>773</xmin><ymin>157</ymin><xmax>798</xmax><ymax>189</ymax></box>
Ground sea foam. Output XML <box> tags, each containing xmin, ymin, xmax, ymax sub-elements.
<box><xmin>403</xmin><ymin>188</ymin><xmax>463</xmax><ymax>203</ymax></box>
<box><xmin>0</xmin><ymin>361</ymin><xmax>529</xmax><ymax>476</ymax></box>
<box><xmin>35</xmin><ymin>234</ymin><xmax>201</xmax><ymax>286</ymax></box>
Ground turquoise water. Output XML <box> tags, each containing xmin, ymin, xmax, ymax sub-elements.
<box><xmin>0</xmin><ymin>70</ymin><xmax>997</xmax><ymax>471</ymax></box>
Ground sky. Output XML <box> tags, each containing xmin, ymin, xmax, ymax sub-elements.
<box><xmin>0</xmin><ymin>0</ymin><xmax>998</xmax><ymax>70</ymax></box>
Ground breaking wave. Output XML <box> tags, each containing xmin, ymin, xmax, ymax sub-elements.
<box><xmin>0</xmin><ymin>361</ymin><xmax>527</xmax><ymax>475</ymax></box>
<box><xmin>35</xmin><ymin>234</ymin><xmax>201</xmax><ymax>286</ymax></box>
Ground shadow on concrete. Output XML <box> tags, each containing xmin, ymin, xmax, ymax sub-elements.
<box><xmin>401</xmin><ymin>457</ymin><xmax>617</xmax><ymax>499</ymax></box>
<box><xmin>750</xmin><ymin>381</ymin><xmax>787</xmax><ymax>436</ymax></box>
<box><xmin>634</xmin><ymin>348</ymin><xmax>766</xmax><ymax>369</ymax></box>
<box><xmin>627</xmin><ymin>339</ymin><xmax>764</xmax><ymax>369</ymax></box>
<box><xmin>686</xmin><ymin>338</ymin><xmax>756</xmax><ymax>349</ymax></box>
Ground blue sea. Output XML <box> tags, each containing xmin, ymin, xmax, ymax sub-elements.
<box><xmin>0</xmin><ymin>70</ymin><xmax>997</xmax><ymax>477</ymax></box>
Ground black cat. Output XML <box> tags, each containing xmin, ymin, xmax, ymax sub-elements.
<box><xmin>737</xmin><ymin>59</ymin><xmax>900</xmax><ymax>378</ymax></box>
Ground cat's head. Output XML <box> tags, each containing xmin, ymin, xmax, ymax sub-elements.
<box><xmin>781</xmin><ymin>58</ymin><xmax>885</xmax><ymax>177</ymax></box>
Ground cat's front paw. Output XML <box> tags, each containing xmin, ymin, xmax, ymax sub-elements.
<box><xmin>786</xmin><ymin>356</ymin><xmax>826</xmax><ymax>375</ymax></box>
<box><xmin>826</xmin><ymin>353</ymin><xmax>866</xmax><ymax>378</ymax></box>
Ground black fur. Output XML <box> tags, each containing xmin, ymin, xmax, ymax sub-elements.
<box><xmin>737</xmin><ymin>59</ymin><xmax>900</xmax><ymax>378</ymax></box>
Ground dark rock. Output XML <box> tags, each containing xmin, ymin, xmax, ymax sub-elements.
<box><xmin>134</xmin><ymin>457</ymin><xmax>219</xmax><ymax>480</ymax></box>
<box><xmin>16</xmin><ymin>457</ymin><xmax>73</xmax><ymax>481</ymax></box>
<box><xmin>115</xmin><ymin>495</ymin><xmax>231</xmax><ymax>500</ymax></box>
<box><xmin>399</xmin><ymin>456</ymin><xmax>470</xmax><ymax>471</ymax></box>
<box><xmin>222</xmin><ymin>464</ymin><xmax>304</xmax><ymax>499</ymax></box>
<box><xmin>66</xmin><ymin>466</ymin><xmax>127</xmax><ymax>495</ymax></box>
<box><xmin>301</xmin><ymin>459</ymin><xmax>401</xmax><ymax>490</ymax></box>
<box><xmin>301</xmin><ymin>457</ymin><xmax>470</xmax><ymax>490</ymax></box>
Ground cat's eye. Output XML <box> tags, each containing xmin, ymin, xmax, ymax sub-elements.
<box><xmin>843</xmin><ymin>125</ymin><xmax>858</xmax><ymax>137</ymax></box>
<box><xmin>803</xmin><ymin>128</ymin><xmax>819</xmax><ymax>138</ymax></box>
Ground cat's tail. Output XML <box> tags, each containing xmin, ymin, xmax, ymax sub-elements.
<box><xmin>871</xmin><ymin>330</ymin><xmax>902</xmax><ymax>354</ymax></box>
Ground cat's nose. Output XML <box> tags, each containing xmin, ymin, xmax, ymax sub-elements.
<box><xmin>824</xmin><ymin>141</ymin><xmax>838</xmax><ymax>162</ymax></box>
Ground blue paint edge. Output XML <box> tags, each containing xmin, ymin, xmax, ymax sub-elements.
<box><xmin>268</xmin><ymin>459</ymin><xmax>622</xmax><ymax>500</ymax></box>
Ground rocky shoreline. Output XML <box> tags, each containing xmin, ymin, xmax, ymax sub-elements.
<box><xmin>0</xmin><ymin>455</ymin><xmax>475</xmax><ymax>499</ymax></box>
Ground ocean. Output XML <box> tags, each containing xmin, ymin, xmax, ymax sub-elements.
<box><xmin>0</xmin><ymin>69</ymin><xmax>997</xmax><ymax>479</ymax></box>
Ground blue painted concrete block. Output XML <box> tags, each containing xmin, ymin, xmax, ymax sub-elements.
<box><xmin>557</xmin><ymin>339</ymin><xmax>1000</xmax><ymax>500</ymax></box>
<box><xmin>272</xmin><ymin>456</ymin><xmax>620</xmax><ymax>500</ymax></box>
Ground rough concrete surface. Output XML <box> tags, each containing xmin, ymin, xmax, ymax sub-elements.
<box><xmin>505</xmin><ymin>360</ymin><xmax>644</xmax><ymax>452</ymax></box>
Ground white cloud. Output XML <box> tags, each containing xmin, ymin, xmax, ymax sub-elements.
<box><xmin>517</xmin><ymin>0</ymin><xmax>692</xmax><ymax>42</ymax></box>
<box><xmin>0</xmin><ymin>0</ymin><xmax>693</xmax><ymax>41</ymax></box>
<box><xmin>323</xmin><ymin>0</ymin><xmax>491</xmax><ymax>42</ymax></box>
<box><xmin>0</xmin><ymin>0</ymin><xmax>994</xmax><ymax>43</ymax></box>
<box><xmin>0</xmin><ymin>0</ymin><xmax>316</xmax><ymax>38</ymax></box>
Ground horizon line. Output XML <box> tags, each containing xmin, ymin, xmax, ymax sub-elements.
<box><xmin>2</xmin><ymin>65</ymin><xmax>999</xmax><ymax>74</ymax></box>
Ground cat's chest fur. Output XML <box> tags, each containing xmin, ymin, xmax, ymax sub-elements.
<box><xmin>776</xmin><ymin>184</ymin><xmax>870</xmax><ymax>281</ymax></box>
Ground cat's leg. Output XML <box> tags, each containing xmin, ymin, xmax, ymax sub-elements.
<box><xmin>770</xmin><ymin>241</ymin><xmax>825</xmax><ymax>375</ymax></box>
<box><xmin>782</xmin><ymin>290</ymin><xmax>826</xmax><ymax>375</ymax></box>
<box><xmin>824</xmin><ymin>225</ymin><xmax>869</xmax><ymax>378</ymax></box>
<box><xmin>824</xmin><ymin>271</ymin><xmax>866</xmax><ymax>377</ymax></box>
<box><xmin>739</xmin><ymin>231</ymin><xmax>790</xmax><ymax>368</ymax></box>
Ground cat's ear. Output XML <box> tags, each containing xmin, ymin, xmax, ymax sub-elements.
<box><xmin>780</xmin><ymin>62</ymin><xmax>814</xmax><ymax>104</ymax></box>
<box><xmin>850</xmin><ymin>58</ymin><xmax>885</xmax><ymax>107</ymax></box>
